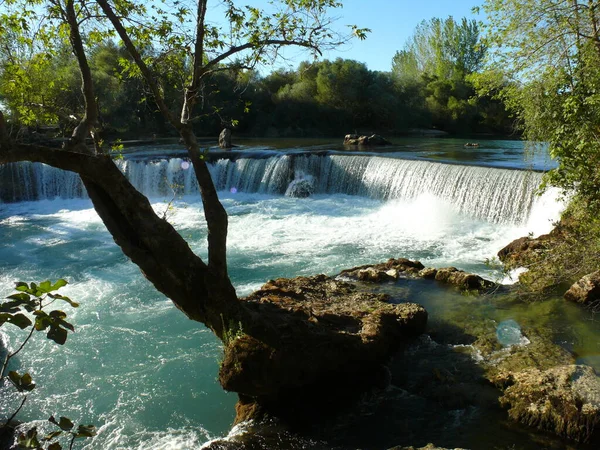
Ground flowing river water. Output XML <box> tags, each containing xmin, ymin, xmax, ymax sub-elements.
<box><xmin>0</xmin><ymin>138</ymin><xmax>598</xmax><ymax>449</ymax></box>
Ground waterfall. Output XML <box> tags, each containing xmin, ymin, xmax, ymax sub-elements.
<box><xmin>0</xmin><ymin>154</ymin><xmax>547</xmax><ymax>224</ymax></box>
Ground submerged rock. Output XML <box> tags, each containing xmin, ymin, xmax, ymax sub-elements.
<box><xmin>285</xmin><ymin>177</ymin><xmax>314</xmax><ymax>198</ymax></box>
<box><xmin>339</xmin><ymin>258</ymin><xmax>495</xmax><ymax>292</ymax></box>
<box><xmin>220</xmin><ymin>274</ymin><xmax>427</xmax><ymax>424</ymax></box>
<box><xmin>564</xmin><ymin>270</ymin><xmax>600</xmax><ymax>305</ymax></box>
<box><xmin>493</xmin><ymin>365</ymin><xmax>600</xmax><ymax>443</ymax></box>
<box><xmin>343</xmin><ymin>133</ymin><xmax>392</xmax><ymax>146</ymax></box>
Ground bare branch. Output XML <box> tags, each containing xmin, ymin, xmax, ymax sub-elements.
<box><xmin>202</xmin><ymin>39</ymin><xmax>323</xmax><ymax>75</ymax></box>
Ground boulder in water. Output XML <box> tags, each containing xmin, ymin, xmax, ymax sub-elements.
<box><xmin>564</xmin><ymin>270</ymin><xmax>600</xmax><ymax>305</ymax></box>
<box><xmin>343</xmin><ymin>134</ymin><xmax>392</xmax><ymax>146</ymax></box>
<box><xmin>285</xmin><ymin>177</ymin><xmax>314</xmax><ymax>198</ymax></box>
<box><xmin>219</xmin><ymin>128</ymin><xmax>232</xmax><ymax>149</ymax></box>
<box><xmin>339</xmin><ymin>258</ymin><xmax>495</xmax><ymax>292</ymax></box>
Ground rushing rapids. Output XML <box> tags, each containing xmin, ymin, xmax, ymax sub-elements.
<box><xmin>0</xmin><ymin>153</ymin><xmax>548</xmax><ymax>224</ymax></box>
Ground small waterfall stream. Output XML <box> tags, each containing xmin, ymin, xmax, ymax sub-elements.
<box><xmin>0</xmin><ymin>154</ymin><xmax>546</xmax><ymax>224</ymax></box>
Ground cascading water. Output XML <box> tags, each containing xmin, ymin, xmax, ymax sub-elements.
<box><xmin>0</xmin><ymin>154</ymin><xmax>548</xmax><ymax>225</ymax></box>
<box><xmin>3</xmin><ymin>142</ymin><xmax>597</xmax><ymax>450</ymax></box>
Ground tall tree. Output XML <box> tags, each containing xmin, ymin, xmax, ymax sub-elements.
<box><xmin>392</xmin><ymin>16</ymin><xmax>485</xmax><ymax>82</ymax></box>
<box><xmin>480</xmin><ymin>0</ymin><xmax>600</xmax><ymax>207</ymax></box>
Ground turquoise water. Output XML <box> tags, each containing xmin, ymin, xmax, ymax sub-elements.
<box><xmin>0</xmin><ymin>139</ymin><xmax>594</xmax><ymax>449</ymax></box>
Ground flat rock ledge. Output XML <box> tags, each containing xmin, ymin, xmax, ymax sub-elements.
<box><xmin>219</xmin><ymin>274</ymin><xmax>427</xmax><ymax>425</ymax></box>
<box><xmin>492</xmin><ymin>364</ymin><xmax>600</xmax><ymax>443</ymax></box>
<box><xmin>338</xmin><ymin>258</ymin><xmax>495</xmax><ymax>291</ymax></box>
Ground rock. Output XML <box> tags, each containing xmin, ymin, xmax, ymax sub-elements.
<box><xmin>339</xmin><ymin>258</ymin><xmax>495</xmax><ymax>292</ymax></box>
<box><xmin>434</xmin><ymin>267</ymin><xmax>495</xmax><ymax>291</ymax></box>
<box><xmin>339</xmin><ymin>258</ymin><xmax>425</xmax><ymax>282</ymax></box>
<box><xmin>418</xmin><ymin>267</ymin><xmax>437</xmax><ymax>279</ymax></box>
<box><xmin>564</xmin><ymin>270</ymin><xmax>600</xmax><ymax>305</ymax></box>
<box><xmin>493</xmin><ymin>365</ymin><xmax>600</xmax><ymax>443</ymax></box>
<box><xmin>219</xmin><ymin>128</ymin><xmax>232</xmax><ymax>149</ymax></box>
<box><xmin>497</xmin><ymin>235</ymin><xmax>549</xmax><ymax>268</ymax></box>
<box><xmin>343</xmin><ymin>134</ymin><xmax>392</xmax><ymax>146</ymax></box>
<box><xmin>285</xmin><ymin>178</ymin><xmax>314</xmax><ymax>198</ymax></box>
<box><xmin>219</xmin><ymin>274</ymin><xmax>428</xmax><ymax>424</ymax></box>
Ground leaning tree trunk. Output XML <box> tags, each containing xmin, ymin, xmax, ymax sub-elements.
<box><xmin>0</xmin><ymin>0</ymin><xmax>429</xmax><ymax>428</ymax></box>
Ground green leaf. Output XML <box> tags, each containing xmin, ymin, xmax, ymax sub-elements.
<box><xmin>1</xmin><ymin>313</ymin><xmax>33</xmax><ymax>329</ymax></box>
<box><xmin>47</xmin><ymin>293</ymin><xmax>79</xmax><ymax>308</ymax></box>
<box><xmin>43</xmin><ymin>431</ymin><xmax>63</xmax><ymax>441</ymax></box>
<box><xmin>2</xmin><ymin>293</ymin><xmax>37</xmax><ymax>313</ymax></box>
<box><xmin>49</xmin><ymin>416</ymin><xmax>74</xmax><ymax>431</ymax></box>
<box><xmin>48</xmin><ymin>443</ymin><xmax>62</xmax><ymax>450</ymax></box>
<box><xmin>15</xmin><ymin>282</ymin><xmax>29</xmax><ymax>291</ymax></box>
<box><xmin>9</xmin><ymin>371</ymin><xmax>36</xmax><ymax>391</ymax></box>
<box><xmin>75</xmin><ymin>424</ymin><xmax>97</xmax><ymax>438</ymax></box>
<box><xmin>47</xmin><ymin>326</ymin><xmax>68</xmax><ymax>345</ymax></box>
<box><xmin>17</xmin><ymin>427</ymin><xmax>40</xmax><ymax>449</ymax></box>
<box><xmin>6</xmin><ymin>292</ymin><xmax>31</xmax><ymax>302</ymax></box>
<box><xmin>51</xmin><ymin>279</ymin><xmax>68</xmax><ymax>291</ymax></box>
<box><xmin>39</xmin><ymin>280</ymin><xmax>52</xmax><ymax>293</ymax></box>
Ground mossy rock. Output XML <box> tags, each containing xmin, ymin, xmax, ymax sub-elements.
<box><xmin>492</xmin><ymin>365</ymin><xmax>600</xmax><ymax>443</ymax></box>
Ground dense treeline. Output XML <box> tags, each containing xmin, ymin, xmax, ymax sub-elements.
<box><xmin>0</xmin><ymin>16</ymin><xmax>512</xmax><ymax>139</ymax></box>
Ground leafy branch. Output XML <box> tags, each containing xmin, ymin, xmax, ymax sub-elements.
<box><xmin>0</xmin><ymin>279</ymin><xmax>96</xmax><ymax>450</ymax></box>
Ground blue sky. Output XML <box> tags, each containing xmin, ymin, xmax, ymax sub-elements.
<box><xmin>206</xmin><ymin>0</ymin><xmax>482</xmax><ymax>73</ymax></box>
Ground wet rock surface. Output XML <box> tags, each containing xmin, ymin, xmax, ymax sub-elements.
<box><xmin>493</xmin><ymin>365</ymin><xmax>600</xmax><ymax>443</ymax></box>
<box><xmin>338</xmin><ymin>258</ymin><xmax>495</xmax><ymax>292</ymax></box>
<box><xmin>497</xmin><ymin>234</ymin><xmax>552</xmax><ymax>268</ymax></box>
<box><xmin>220</xmin><ymin>274</ymin><xmax>428</xmax><ymax>425</ymax></box>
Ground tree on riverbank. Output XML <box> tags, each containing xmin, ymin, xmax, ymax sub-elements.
<box><xmin>0</xmin><ymin>12</ymin><xmax>513</xmax><ymax>138</ymax></box>
<box><xmin>478</xmin><ymin>0</ymin><xmax>600</xmax><ymax>290</ymax></box>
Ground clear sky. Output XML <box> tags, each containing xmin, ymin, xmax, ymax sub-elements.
<box><xmin>205</xmin><ymin>0</ymin><xmax>482</xmax><ymax>73</ymax></box>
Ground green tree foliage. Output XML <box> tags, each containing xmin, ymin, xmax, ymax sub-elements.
<box><xmin>0</xmin><ymin>280</ymin><xmax>96</xmax><ymax>450</ymax></box>
<box><xmin>391</xmin><ymin>16</ymin><xmax>510</xmax><ymax>134</ymax></box>
<box><xmin>480</xmin><ymin>0</ymin><xmax>600</xmax><ymax>209</ymax></box>
<box><xmin>0</xmin><ymin>7</ymin><xmax>511</xmax><ymax>139</ymax></box>
<box><xmin>392</xmin><ymin>17</ymin><xmax>485</xmax><ymax>81</ymax></box>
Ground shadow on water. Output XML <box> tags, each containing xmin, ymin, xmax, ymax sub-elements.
<box><xmin>233</xmin><ymin>277</ymin><xmax>600</xmax><ymax>450</ymax></box>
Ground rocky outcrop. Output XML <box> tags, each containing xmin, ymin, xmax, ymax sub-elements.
<box><xmin>564</xmin><ymin>271</ymin><xmax>600</xmax><ymax>305</ymax></box>
<box><xmin>219</xmin><ymin>128</ymin><xmax>232</xmax><ymax>149</ymax></box>
<box><xmin>433</xmin><ymin>267</ymin><xmax>496</xmax><ymax>291</ymax></box>
<box><xmin>492</xmin><ymin>365</ymin><xmax>600</xmax><ymax>443</ymax></box>
<box><xmin>497</xmin><ymin>234</ymin><xmax>552</xmax><ymax>268</ymax></box>
<box><xmin>343</xmin><ymin>134</ymin><xmax>392</xmax><ymax>146</ymax></box>
<box><xmin>338</xmin><ymin>258</ymin><xmax>495</xmax><ymax>291</ymax></box>
<box><xmin>219</xmin><ymin>274</ymin><xmax>427</xmax><ymax>424</ymax></box>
